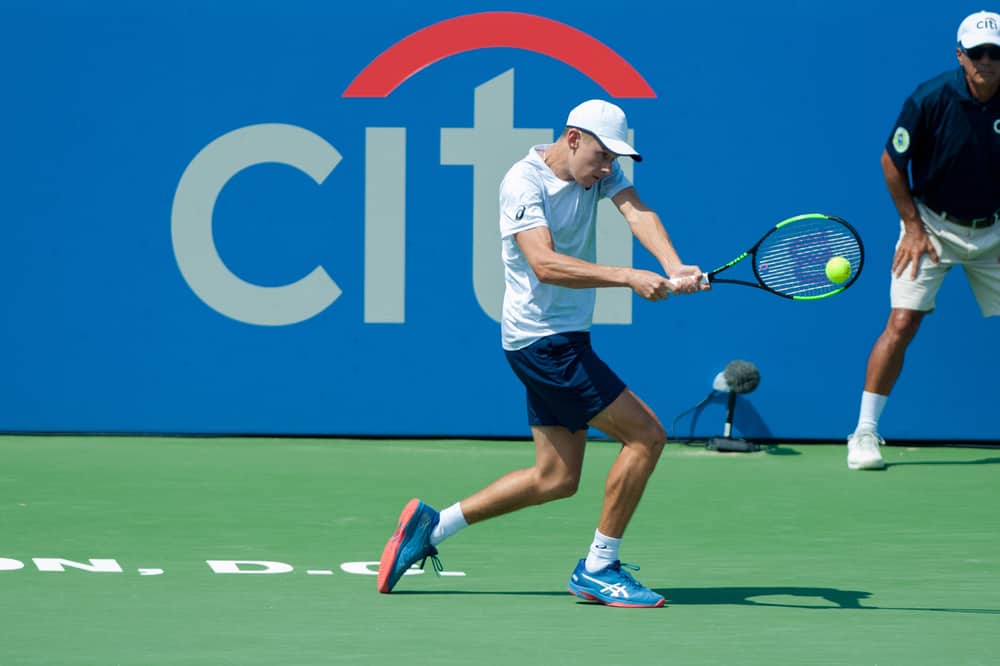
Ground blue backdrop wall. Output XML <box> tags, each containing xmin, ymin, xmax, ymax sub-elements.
<box><xmin>1</xmin><ymin>1</ymin><xmax>996</xmax><ymax>440</ymax></box>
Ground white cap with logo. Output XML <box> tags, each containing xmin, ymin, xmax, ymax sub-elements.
<box><xmin>566</xmin><ymin>99</ymin><xmax>642</xmax><ymax>162</ymax></box>
<box><xmin>957</xmin><ymin>10</ymin><xmax>1000</xmax><ymax>48</ymax></box>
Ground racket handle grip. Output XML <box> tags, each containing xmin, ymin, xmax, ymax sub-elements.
<box><xmin>668</xmin><ymin>274</ymin><xmax>710</xmax><ymax>290</ymax></box>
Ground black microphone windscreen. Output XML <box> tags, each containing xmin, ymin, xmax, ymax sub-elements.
<box><xmin>723</xmin><ymin>360</ymin><xmax>760</xmax><ymax>394</ymax></box>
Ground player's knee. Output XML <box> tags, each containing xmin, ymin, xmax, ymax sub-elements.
<box><xmin>627</xmin><ymin>423</ymin><xmax>666</xmax><ymax>463</ymax></box>
<box><xmin>648</xmin><ymin>439</ymin><xmax>666</xmax><ymax>464</ymax></box>
<box><xmin>885</xmin><ymin>310</ymin><xmax>922</xmax><ymax>344</ymax></box>
<box><xmin>552</xmin><ymin>472</ymin><xmax>581</xmax><ymax>500</ymax></box>
<box><xmin>539</xmin><ymin>471</ymin><xmax>580</xmax><ymax>501</ymax></box>
<box><xmin>643</xmin><ymin>421</ymin><xmax>668</xmax><ymax>454</ymax></box>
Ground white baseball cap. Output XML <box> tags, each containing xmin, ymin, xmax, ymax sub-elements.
<box><xmin>957</xmin><ymin>10</ymin><xmax>1000</xmax><ymax>48</ymax></box>
<box><xmin>565</xmin><ymin>99</ymin><xmax>642</xmax><ymax>162</ymax></box>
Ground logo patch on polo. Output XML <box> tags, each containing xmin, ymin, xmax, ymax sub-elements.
<box><xmin>515</xmin><ymin>205</ymin><xmax>526</xmax><ymax>220</ymax></box>
<box><xmin>892</xmin><ymin>127</ymin><xmax>910</xmax><ymax>153</ymax></box>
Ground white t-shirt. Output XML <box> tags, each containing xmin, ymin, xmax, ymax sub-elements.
<box><xmin>499</xmin><ymin>145</ymin><xmax>632</xmax><ymax>351</ymax></box>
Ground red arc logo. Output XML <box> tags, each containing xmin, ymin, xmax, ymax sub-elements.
<box><xmin>343</xmin><ymin>11</ymin><xmax>655</xmax><ymax>98</ymax></box>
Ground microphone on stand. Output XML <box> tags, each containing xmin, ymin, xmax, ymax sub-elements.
<box><xmin>707</xmin><ymin>360</ymin><xmax>761</xmax><ymax>452</ymax></box>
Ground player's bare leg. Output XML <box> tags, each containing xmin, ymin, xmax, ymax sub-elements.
<box><xmin>848</xmin><ymin>308</ymin><xmax>925</xmax><ymax>470</ymax></box>
<box><xmin>458</xmin><ymin>426</ymin><xmax>587</xmax><ymax>524</ymax></box>
<box><xmin>864</xmin><ymin>308</ymin><xmax>925</xmax><ymax>395</ymax></box>
<box><xmin>379</xmin><ymin>426</ymin><xmax>587</xmax><ymax>593</ymax></box>
<box><xmin>565</xmin><ymin>388</ymin><xmax>667</xmax><ymax>607</ymax></box>
<box><xmin>587</xmin><ymin>388</ymin><xmax>666</xmax><ymax>537</ymax></box>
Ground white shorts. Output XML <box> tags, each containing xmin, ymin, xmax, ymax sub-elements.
<box><xmin>890</xmin><ymin>202</ymin><xmax>1000</xmax><ymax>317</ymax></box>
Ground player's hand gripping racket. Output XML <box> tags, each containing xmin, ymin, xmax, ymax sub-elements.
<box><xmin>672</xmin><ymin>213</ymin><xmax>864</xmax><ymax>300</ymax></box>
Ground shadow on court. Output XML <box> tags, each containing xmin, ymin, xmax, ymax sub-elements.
<box><xmin>394</xmin><ymin>587</ymin><xmax>999</xmax><ymax>614</ymax></box>
<box><xmin>670</xmin><ymin>444</ymin><xmax>802</xmax><ymax>455</ymax></box>
<box><xmin>657</xmin><ymin>586</ymin><xmax>1000</xmax><ymax>615</ymax></box>
<box><xmin>886</xmin><ymin>457</ymin><xmax>1000</xmax><ymax>468</ymax></box>
<box><xmin>659</xmin><ymin>585</ymin><xmax>870</xmax><ymax>608</ymax></box>
<box><xmin>391</xmin><ymin>590</ymin><xmax>568</xmax><ymax>597</ymax></box>
<box><xmin>761</xmin><ymin>445</ymin><xmax>801</xmax><ymax>456</ymax></box>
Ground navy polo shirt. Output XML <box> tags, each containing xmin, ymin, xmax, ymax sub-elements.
<box><xmin>885</xmin><ymin>68</ymin><xmax>1000</xmax><ymax>220</ymax></box>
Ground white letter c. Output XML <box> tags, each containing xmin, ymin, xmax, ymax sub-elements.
<box><xmin>171</xmin><ymin>124</ymin><xmax>342</xmax><ymax>326</ymax></box>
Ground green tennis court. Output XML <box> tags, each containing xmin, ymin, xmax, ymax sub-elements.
<box><xmin>3</xmin><ymin>435</ymin><xmax>998</xmax><ymax>665</ymax></box>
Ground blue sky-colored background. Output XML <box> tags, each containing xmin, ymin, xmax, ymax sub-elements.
<box><xmin>1</xmin><ymin>1</ymin><xmax>996</xmax><ymax>440</ymax></box>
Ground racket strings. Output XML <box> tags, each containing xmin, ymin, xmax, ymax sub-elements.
<box><xmin>755</xmin><ymin>222</ymin><xmax>861</xmax><ymax>297</ymax></box>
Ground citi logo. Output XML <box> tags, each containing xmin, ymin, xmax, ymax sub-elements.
<box><xmin>977</xmin><ymin>18</ymin><xmax>999</xmax><ymax>30</ymax></box>
<box><xmin>171</xmin><ymin>12</ymin><xmax>655</xmax><ymax>327</ymax></box>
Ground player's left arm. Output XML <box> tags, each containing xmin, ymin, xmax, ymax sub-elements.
<box><xmin>612</xmin><ymin>186</ymin><xmax>704</xmax><ymax>292</ymax></box>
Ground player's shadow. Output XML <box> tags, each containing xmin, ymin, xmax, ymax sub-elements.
<box><xmin>395</xmin><ymin>586</ymin><xmax>999</xmax><ymax>613</ymax></box>
<box><xmin>654</xmin><ymin>585</ymin><xmax>1000</xmax><ymax>615</ymax></box>
<box><xmin>657</xmin><ymin>585</ymin><xmax>869</xmax><ymax>609</ymax></box>
<box><xmin>391</xmin><ymin>590</ymin><xmax>568</xmax><ymax>597</ymax></box>
<box><xmin>886</xmin><ymin>456</ymin><xmax>1000</xmax><ymax>468</ymax></box>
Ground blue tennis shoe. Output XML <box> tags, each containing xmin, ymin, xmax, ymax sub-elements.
<box><xmin>567</xmin><ymin>558</ymin><xmax>665</xmax><ymax>608</ymax></box>
<box><xmin>377</xmin><ymin>498</ymin><xmax>442</xmax><ymax>593</ymax></box>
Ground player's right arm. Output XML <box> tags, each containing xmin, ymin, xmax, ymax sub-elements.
<box><xmin>514</xmin><ymin>226</ymin><xmax>672</xmax><ymax>300</ymax></box>
<box><xmin>880</xmin><ymin>148</ymin><xmax>939</xmax><ymax>278</ymax></box>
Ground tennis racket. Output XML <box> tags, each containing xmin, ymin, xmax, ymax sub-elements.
<box><xmin>672</xmin><ymin>213</ymin><xmax>864</xmax><ymax>300</ymax></box>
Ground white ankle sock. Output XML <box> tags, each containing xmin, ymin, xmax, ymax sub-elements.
<box><xmin>584</xmin><ymin>530</ymin><xmax>621</xmax><ymax>573</ymax></box>
<box><xmin>429</xmin><ymin>502</ymin><xmax>468</xmax><ymax>546</ymax></box>
<box><xmin>856</xmin><ymin>391</ymin><xmax>888</xmax><ymax>434</ymax></box>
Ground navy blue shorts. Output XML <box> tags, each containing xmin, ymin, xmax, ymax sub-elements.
<box><xmin>504</xmin><ymin>332</ymin><xmax>626</xmax><ymax>431</ymax></box>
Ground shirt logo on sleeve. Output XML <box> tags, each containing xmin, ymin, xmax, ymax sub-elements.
<box><xmin>515</xmin><ymin>205</ymin><xmax>526</xmax><ymax>220</ymax></box>
<box><xmin>892</xmin><ymin>127</ymin><xmax>910</xmax><ymax>153</ymax></box>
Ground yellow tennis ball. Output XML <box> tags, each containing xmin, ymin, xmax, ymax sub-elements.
<box><xmin>825</xmin><ymin>256</ymin><xmax>851</xmax><ymax>283</ymax></box>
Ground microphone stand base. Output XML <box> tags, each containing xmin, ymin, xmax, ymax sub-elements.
<box><xmin>706</xmin><ymin>437</ymin><xmax>760</xmax><ymax>453</ymax></box>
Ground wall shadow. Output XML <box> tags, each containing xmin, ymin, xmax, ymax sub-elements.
<box><xmin>674</xmin><ymin>391</ymin><xmax>774</xmax><ymax>441</ymax></box>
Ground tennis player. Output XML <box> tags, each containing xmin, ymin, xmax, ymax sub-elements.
<box><xmin>378</xmin><ymin>99</ymin><xmax>705</xmax><ymax>607</ymax></box>
<box><xmin>847</xmin><ymin>11</ymin><xmax>1000</xmax><ymax>470</ymax></box>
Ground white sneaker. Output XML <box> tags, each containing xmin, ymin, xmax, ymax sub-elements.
<box><xmin>847</xmin><ymin>431</ymin><xmax>886</xmax><ymax>470</ymax></box>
